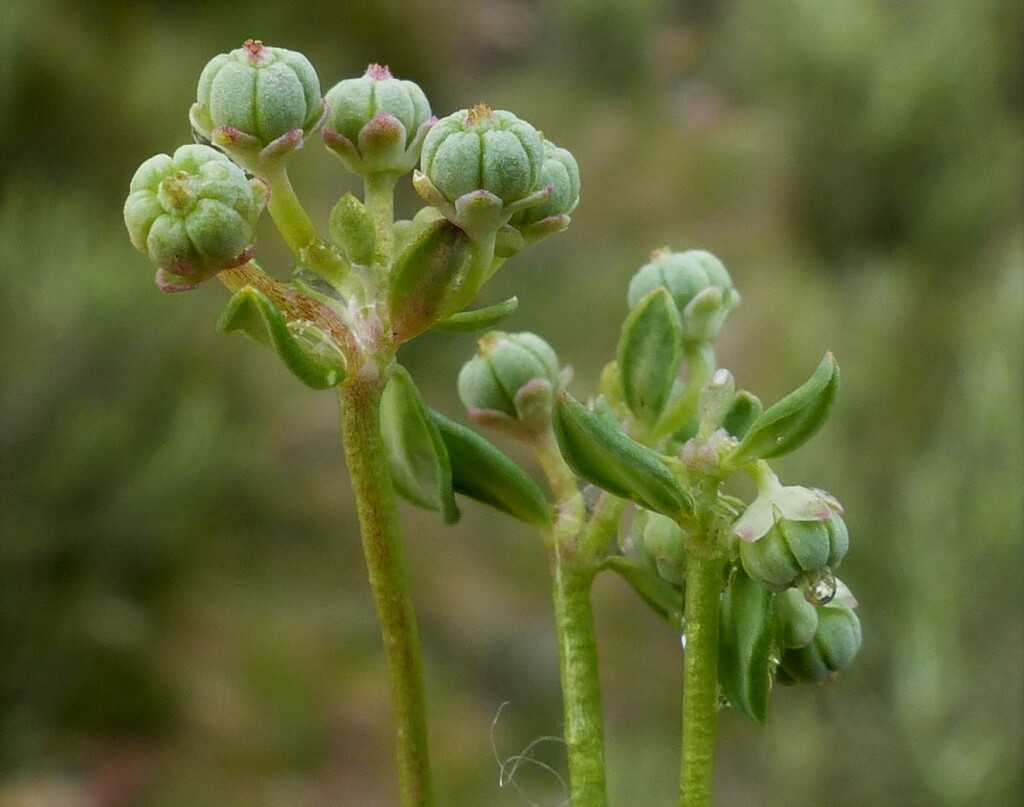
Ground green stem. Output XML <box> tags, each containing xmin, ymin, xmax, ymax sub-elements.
<box><xmin>364</xmin><ymin>173</ymin><xmax>398</xmax><ymax>266</ymax></box>
<box><xmin>550</xmin><ymin>561</ymin><xmax>608</xmax><ymax>807</ymax></box>
<box><xmin>265</xmin><ymin>166</ymin><xmax>320</xmax><ymax>255</ymax></box>
<box><xmin>450</xmin><ymin>230</ymin><xmax>498</xmax><ymax>314</ymax></box>
<box><xmin>534</xmin><ymin>427</ymin><xmax>608</xmax><ymax>807</ymax></box>
<box><xmin>679</xmin><ymin>556</ymin><xmax>725</xmax><ymax>807</ymax></box>
<box><xmin>649</xmin><ymin>344</ymin><xmax>716</xmax><ymax>444</ymax></box>
<box><xmin>337</xmin><ymin>376</ymin><xmax>434</xmax><ymax>807</ymax></box>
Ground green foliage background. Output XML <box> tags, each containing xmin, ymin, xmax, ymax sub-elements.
<box><xmin>1</xmin><ymin>1</ymin><xmax>1021</xmax><ymax>805</ymax></box>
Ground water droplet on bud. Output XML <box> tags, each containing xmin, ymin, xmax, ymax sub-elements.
<box><xmin>802</xmin><ymin>567</ymin><xmax>837</xmax><ymax>605</ymax></box>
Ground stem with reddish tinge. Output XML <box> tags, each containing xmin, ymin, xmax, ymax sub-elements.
<box><xmin>337</xmin><ymin>374</ymin><xmax>434</xmax><ymax>807</ymax></box>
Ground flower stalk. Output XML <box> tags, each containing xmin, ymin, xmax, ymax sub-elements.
<box><xmin>679</xmin><ymin>555</ymin><xmax>725</xmax><ymax>807</ymax></box>
<box><xmin>337</xmin><ymin>373</ymin><xmax>434</xmax><ymax>807</ymax></box>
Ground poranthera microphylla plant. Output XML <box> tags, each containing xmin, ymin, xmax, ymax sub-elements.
<box><xmin>124</xmin><ymin>40</ymin><xmax>863</xmax><ymax>807</ymax></box>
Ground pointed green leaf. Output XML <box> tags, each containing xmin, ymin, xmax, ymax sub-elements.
<box><xmin>431</xmin><ymin>296</ymin><xmax>519</xmax><ymax>333</ymax></box>
<box><xmin>216</xmin><ymin>286</ymin><xmax>346</xmax><ymax>390</ymax></box>
<box><xmin>618</xmin><ymin>287</ymin><xmax>684</xmax><ymax>425</ymax></box>
<box><xmin>602</xmin><ymin>555</ymin><xmax>684</xmax><ymax>630</ymax></box>
<box><xmin>727</xmin><ymin>353</ymin><xmax>839</xmax><ymax>467</ymax></box>
<box><xmin>722</xmin><ymin>390</ymin><xmax>762</xmax><ymax>439</ymax></box>
<box><xmin>329</xmin><ymin>193</ymin><xmax>376</xmax><ymax>266</ymax></box>
<box><xmin>380</xmin><ymin>366</ymin><xmax>459</xmax><ymax>524</ymax></box>
<box><xmin>553</xmin><ymin>393</ymin><xmax>692</xmax><ymax>518</ymax></box>
<box><xmin>429</xmin><ymin>410</ymin><xmax>552</xmax><ymax>527</ymax></box>
<box><xmin>719</xmin><ymin>566</ymin><xmax>775</xmax><ymax>724</ymax></box>
<box><xmin>388</xmin><ymin>218</ymin><xmax>472</xmax><ymax>342</ymax></box>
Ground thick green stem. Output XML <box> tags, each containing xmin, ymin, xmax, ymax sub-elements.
<box><xmin>364</xmin><ymin>173</ymin><xmax>398</xmax><ymax>265</ymax></box>
<box><xmin>550</xmin><ymin>561</ymin><xmax>608</xmax><ymax>807</ymax></box>
<box><xmin>679</xmin><ymin>555</ymin><xmax>724</xmax><ymax>807</ymax></box>
<box><xmin>265</xmin><ymin>166</ymin><xmax>319</xmax><ymax>255</ymax></box>
<box><xmin>337</xmin><ymin>377</ymin><xmax>433</xmax><ymax>807</ymax></box>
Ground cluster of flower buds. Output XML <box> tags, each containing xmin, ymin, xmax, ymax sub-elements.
<box><xmin>125</xmin><ymin>38</ymin><xmax>580</xmax><ymax>364</ymax></box>
<box><xmin>774</xmin><ymin>581</ymin><xmax>862</xmax><ymax>684</ymax></box>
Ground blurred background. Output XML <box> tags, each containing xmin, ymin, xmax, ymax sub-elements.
<box><xmin>1</xmin><ymin>1</ymin><xmax>1021</xmax><ymax>805</ymax></box>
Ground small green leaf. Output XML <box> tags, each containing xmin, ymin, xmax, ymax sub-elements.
<box><xmin>388</xmin><ymin>218</ymin><xmax>472</xmax><ymax>342</ymax></box>
<box><xmin>719</xmin><ymin>566</ymin><xmax>775</xmax><ymax>724</ymax></box>
<box><xmin>329</xmin><ymin>193</ymin><xmax>376</xmax><ymax>266</ymax></box>
<box><xmin>727</xmin><ymin>353</ymin><xmax>839</xmax><ymax>467</ymax></box>
<box><xmin>553</xmin><ymin>393</ymin><xmax>692</xmax><ymax>518</ymax></box>
<box><xmin>429</xmin><ymin>410</ymin><xmax>552</xmax><ymax>527</ymax></box>
<box><xmin>431</xmin><ymin>296</ymin><xmax>519</xmax><ymax>333</ymax></box>
<box><xmin>216</xmin><ymin>286</ymin><xmax>346</xmax><ymax>389</ymax></box>
<box><xmin>380</xmin><ymin>366</ymin><xmax>459</xmax><ymax>524</ymax></box>
<box><xmin>722</xmin><ymin>390</ymin><xmax>762</xmax><ymax>439</ymax></box>
<box><xmin>602</xmin><ymin>555</ymin><xmax>684</xmax><ymax>630</ymax></box>
<box><xmin>618</xmin><ymin>287</ymin><xmax>683</xmax><ymax>425</ymax></box>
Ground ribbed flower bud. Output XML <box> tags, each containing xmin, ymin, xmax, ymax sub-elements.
<box><xmin>322</xmin><ymin>64</ymin><xmax>433</xmax><ymax>178</ymax></box>
<box><xmin>124</xmin><ymin>144</ymin><xmax>267</xmax><ymax>292</ymax></box>
<box><xmin>734</xmin><ymin>478</ymin><xmax>848</xmax><ymax>592</ymax></box>
<box><xmin>510</xmin><ymin>139</ymin><xmax>580</xmax><ymax>243</ymax></box>
<box><xmin>627</xmin><ymin>249</ymin><xmax>740</xmax><ymax>346</ymax></box>
<box><xmin>458</xmin><ymin>331</ymin><xmax>560</xmax><ymax>436</ymax></box>
<box><xmin>190</xmin><ymin>40</ymin><xmax>323</xmax><ymax>168</ymax></box>
<box><xmin>414</xmin><ymin>105</ymin><xmax>548</xmax><ymax>240</ymax></box>
<box><xmin>775</xmin><ymin>582</ymin><xmax>862</xmax><ymax>684</ymax></box>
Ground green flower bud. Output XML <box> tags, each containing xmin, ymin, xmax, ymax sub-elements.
<box><xmin>510</xmin><ymin>139</ymin><xmax>580</xmax><ymax>243</ymax></box>
<box><xmin>457</xmin><ymin>331</ymin><xmax>560</xmax><ymax>435</ymax></box>
<box><xmin>190</xmin><ymin>40</ymin><xmax>323</xmax><ymax>167</ymax></box>
<box><xmin>626</xmin><ymin>249</ymin><xmax>740</xmax><ymax>346</ymax></box>
<box><xmin>124</xmin><ymin>144</ymin><xmax>267</xmax><ymax>292</ymax></box>
<box><xmin>735</xmin><ymin>479</ymin><xmax>848</xmax><ymax>592</ymax></box>
<box><xmin>322</xmin><ymin>64</ymin><xmax>433</xmax><ymax>177</ymax></box>
<box><xmin>414</xmin><ymin>104</ymin><xmax>548</xmax><ymax>240</ymax></box>
<box><xmin>777</xmin><ymin>582</ymin><xmax>861</xmax><ymax>684</ymax></box>
<box><xmin>774</xmin><ymin>587</ymin><xmax>820</xmax><ymax>650</ymax></box>
<box><xmin>631</xmin><ymin>509</ymin><xmax>687</xmax><ymax>586</ymax></box>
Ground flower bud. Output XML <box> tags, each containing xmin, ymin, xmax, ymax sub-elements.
<box><xmin>626</xmin><ymin>249</ymin><xmax>740</xmax><ymax>346</ymax></box>
<box><xmin>458</xmin><ymin>331</ymin><xmax>560</xmax><ymax>434</ymax></box>
<box><xmin>414</xmin><ymin>104</ymin><xmax>547</xmax><ymax>239</ymax></box>
<box><xmin>734</xmin><ymin>481</ymin><xmax>848</xmax><ymax>592</ymax></box>
<box><xmin>631</xmin><ymin>509</ymin><xmax>687</xmax><ymax>586</ymax></box>
<box><xmin>322</xmin><ymin>64</ymin><xmax>433</xmax><ymax>178</ymax></box>
<box><xmin>776</xmin><ymin>585</ymin><xmax>862</xmax><ymax>684</ymax></box>
<box><xmin>124</xmin><ymin>144</ymin><xmax>267</xmax><ymax>292</ymax></box>
<box><xmin>774</xmin><ymin>587</ymin><xmax>819</xmax><ymax>650</ymax></box>
<box><xmin>190</xmin><ymin>40</ymin><xmax>323</xmax><ymax>167</ymax></box>
<box><xmin>510</xmin><ymin>139</ymin><xmax>580</xmax><ymax>243</ymax></box>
